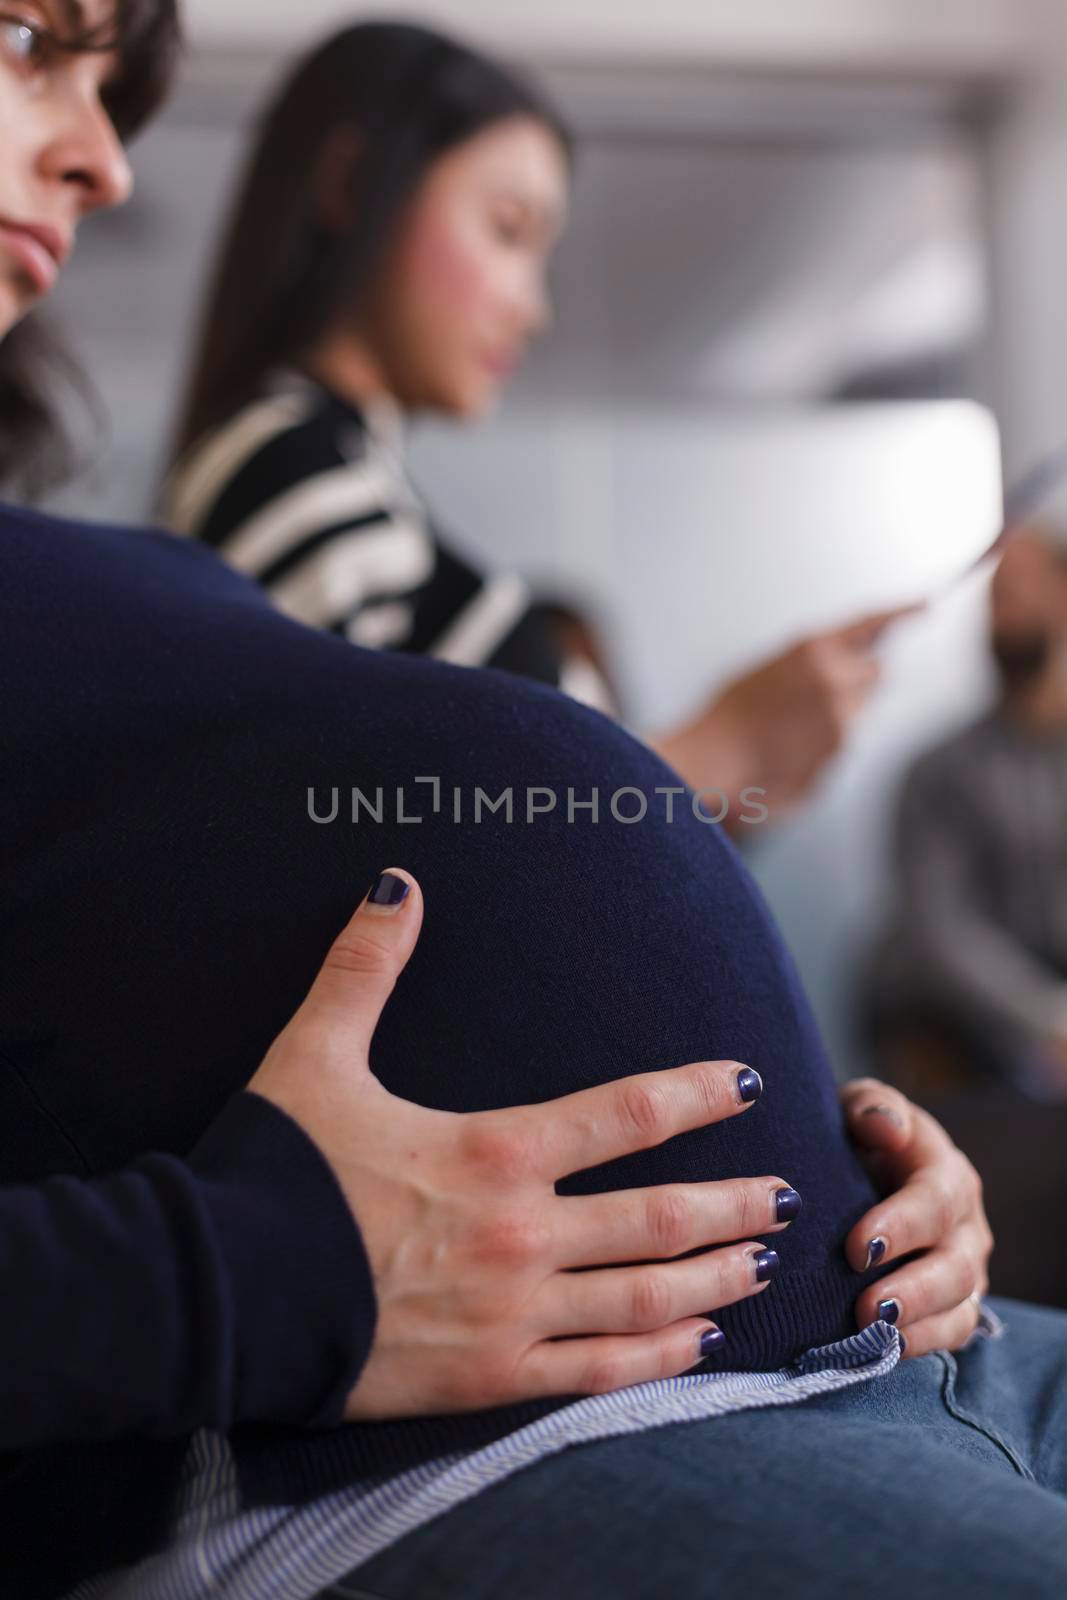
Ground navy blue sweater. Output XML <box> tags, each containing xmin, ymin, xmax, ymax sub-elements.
<box><xmin>0</xmin><ymin>503</ymin><xmax>881</xmax><ymax>1593</ymax></box>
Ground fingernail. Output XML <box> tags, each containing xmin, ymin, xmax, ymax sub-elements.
<box><xmin>864</xmin><ymin>1236</ymin><xmax>887</xmax><ymax>1270</ymax></box>
<box><xmin>736</xmin><ymin>1067</ymin><xmax>763</xmax><ymax>1104</ymax></box>
<box><xmin>699</xmin><ymin>1325</ymin><xmax>727</xmax><ymax>1357</ymax></box>
<box><xmin>860</xmin><ymin>1104</ymin><xmax>905</xmax><ymax>1130</ymax></box>
<box><xmin>368</xmin><ymin>871</ymin><xmax>410</xmax><ymax>908</ymax></box>
<box><xmin>751</xmin><ymin>1248</ymin><xmax>780</xmax><ymax>1283</ymax></box>
<box><xmin>774</xmin><ymin>1187</ymin><xmax>803</xmax><ymax>1223</ymax></box>
<box><xmin>877</xmin><ymin>1299</ymin><xmax>900</xmax><ymax>1325</ymax></box>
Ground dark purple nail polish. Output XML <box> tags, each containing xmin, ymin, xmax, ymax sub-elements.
<box><xmin>752</xmin><ymin>1249</ymin><xmax>779</xmax><ymax>1283</ymax></box>
<box><xmin>774</xmin><ymin>1187</ymin><xmax>803</xmax><ymax>1223</ymax></box>
<box><xmin>877</xmin><ymin>1299</ymin><xmax>900</xmax><ymax>1325</ymax></box>
<box><xmin>864</xmin><ymin>1236</ymin><xmax>887</xmax><ymax>1270</ymax></box>
<box><xmin>699</xmin><ymin>1326</ymin><xmax>727</xmax><ymax>1357</ymax></box>
<box><xmin>860</xmin><ymin>1104</ymin><xmax>905</xmax><ymax>1130</ymax></box>
<box><xmin>368</xmin><ymin>871</ymin><xmax>410</xmax><ymax>907</ymax></box>
<box><xmin>736</xmin><ymin>1067</ymin><xmax>763</xmax><ymax>1104</ymax></box>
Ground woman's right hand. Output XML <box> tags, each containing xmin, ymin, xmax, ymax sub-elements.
<box><xmin>652</xmin><ymin>605</ymin><xmax>921</xmax><ymax>824</ymax></box>
<box><xmin>248</xmin><ymin>869</ymin><xmax>797</xmax><ymax>1422</ymax></box>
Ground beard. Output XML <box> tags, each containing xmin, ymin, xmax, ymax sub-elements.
<box><xmin>991</xmin><ymin>629</ymin><xmax>1051</xmax><ymax>693</ymax></box>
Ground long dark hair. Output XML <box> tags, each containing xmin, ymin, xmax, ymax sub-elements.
<box><xmin>0</xmin><ymin>0</ymin><xmax>182</xmax><ymax>498</ymax></box>
<box><xmin>171</xmin><ymin>19</ymin><xmax>572</xmax><ymax>463</ymax></box>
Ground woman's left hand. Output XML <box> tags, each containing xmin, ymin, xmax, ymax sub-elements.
<box><xmin>840</xmin><ymin>1079</ymin><xmax>994</xmax><ymax>1358</ymax></box>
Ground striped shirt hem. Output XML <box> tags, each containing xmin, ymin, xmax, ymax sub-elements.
<box><xmin>66</xmin><ymin>1318</ymin><xmax>934</xmax><ymax>1600</ymax></box>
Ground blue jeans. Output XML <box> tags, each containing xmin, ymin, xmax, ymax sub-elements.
<box><xmin>324</xmin><ymin>1298</ymin><xmax>1067</xmax><ymax>1599</ymax></box>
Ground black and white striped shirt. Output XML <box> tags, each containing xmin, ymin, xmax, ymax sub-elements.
<box><xmin>161</xmin><ymin>372</ymin><xmax>614</xmax><ymax>710</ymax></box>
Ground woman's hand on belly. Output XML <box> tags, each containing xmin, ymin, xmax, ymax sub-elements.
<box><xmin>248</xmin><ymin>870</ymin><xmax>802</xmax><ymax>1423</ymax></box>
<box><xmin>841</xmin><ymin>1079</ymin><xmax>994</xmax><ymax>1359</ymax></box>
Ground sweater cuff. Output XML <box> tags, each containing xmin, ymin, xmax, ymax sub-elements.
<box><xmin>188</xmin><ymin>1090</ymin><xmax>377</xmax><ymax>1429</ymax></box>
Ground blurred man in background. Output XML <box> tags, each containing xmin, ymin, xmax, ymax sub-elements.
<box><xmin>865</xmin><ymin>525</ymin><xmax>1067</xmax><ymax>1101</ymax></box>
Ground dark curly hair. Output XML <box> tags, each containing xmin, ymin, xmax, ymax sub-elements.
<box><xmin>0</xmin><ymin>0</ymin><xmax>183</xmax><ymax>498</ymax></box>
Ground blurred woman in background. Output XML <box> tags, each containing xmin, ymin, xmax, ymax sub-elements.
<box><xmin>163</xmin><ymin>19</ymin><xmax>907</xmax><ymax>826</ymax></box>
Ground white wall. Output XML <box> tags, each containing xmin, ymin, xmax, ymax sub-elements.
<box><xmin>182</xmin><ymin>0</ymin><xmax>1047</xmax><ymax>75</ymax></box>
<box><xmin>987</xmin><ymin>5</ymin><xmax>1067</xmax><ymax>484</ymax></box>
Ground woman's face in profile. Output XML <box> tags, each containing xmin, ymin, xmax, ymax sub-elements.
<box><xmin>0</xmin><ymin>0</ymin><xmax>131</xmax><ymax>341</ymax></box>
<box><xmin>365</xmin><ymin>113</ymin><xmax>569</xmax><ymax>419</ymax></box>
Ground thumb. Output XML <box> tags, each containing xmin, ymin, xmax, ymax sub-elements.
<box><xmin>303</xmin><ymin>869</ymin><xmax>424</xmax><ymax>1061</ymax></box>
<box><xmin>838</xmin><ymin>602</ymin><xmax>926</xmax><ymax>652</ymax></box>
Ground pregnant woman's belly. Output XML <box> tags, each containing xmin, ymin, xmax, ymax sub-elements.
<box><xmin>1</xmin><ymin>520</ymin><xmax>880</xmax><ymax>1495</ymax></box>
